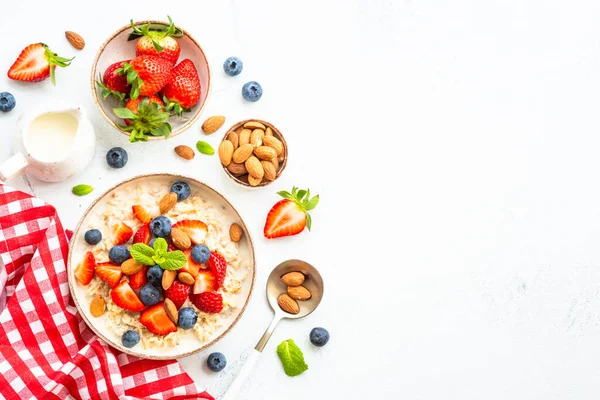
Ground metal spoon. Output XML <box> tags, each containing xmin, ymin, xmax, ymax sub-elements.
<box><xmin>222</xmin><ymin>259</ymin><xmax>324</xmax><ymax>400</ymax></box>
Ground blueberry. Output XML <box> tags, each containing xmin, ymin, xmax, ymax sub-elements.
<box><xmin>206</xmin><ymin>352</ymin><xmax>227</xmax><ymax>372</ymax></box>
<box><xmin>106</xmin><ymin>147</ymin><xmax>128</xmax><ymax>169</ymax></box>
<box><xmin>0</xmin><ymin>92</ymin><xmax>16</xmax><ymax>112</ymax></box>
<box><xmin>108</xmin><ymin>245</ymin><xmax>130</xmax><ymax>264</ymax></box>
<box><xmin>149</xmin><ymin>238</ymin><xmax>156</xmax><ymax>248</ymax></box>
<box><xmin>242</xmin><ymin>81</ymin><xmax>263</xmax><ymax>102</ymax></box>
<box><xmin>170</xmin><ymin>181</ymin><xmax>190</xmax><ymax>201</ymax></box>
<box><xmin>147</xmin><ymin>265</ymin><xmax>164</xmax><ymax>286</ymax></box>
<box><xmin>139</xmin><ymin>284</ymin><xmax>161</xmax><ymax>307</ymax></box>
<box><xmin>223</xmin><ymin>56</ymin><xmax>243</xmax><ymax>77</ymax></box>
<box><xmin>178</xmin><ymin>307</ymin><xmax>198</xmax><ymax>330</ymax></box>
<box><xmin>84</xmin><ymin>229</ymin><xmax>102</xmax><ymax>245</ymax></box>
<box><xmin>309</xmin><ymin>327</ymin><xmax>330</xmax><ymax>347</ymax></box>
<box><xmin>191</xmin><ymin>244</ymin><xmax>210</xmax><ymax>264</ymax></box>
<box><xmin>121</xmin><ymin>330</ymin><xmax>140</xmax><ymax>348</ymax></box>
<box><xmin>150</xmin><ymin>216</ymin><xmax>172</xmax><ymax>237</ymax></box>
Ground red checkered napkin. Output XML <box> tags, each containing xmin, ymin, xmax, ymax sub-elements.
<box><xmin>0</xmin><ymin>185</ymin><xmax>213</xmax><ymax>400</ymax></box>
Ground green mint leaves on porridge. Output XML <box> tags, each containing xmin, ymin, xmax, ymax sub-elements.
<box><xmin>130</xmin><ymin>238</ymin><xmax>186</xmax><ymax>270</ymax></box>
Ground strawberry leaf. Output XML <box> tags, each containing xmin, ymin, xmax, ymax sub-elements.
<box><xmin>306</xmin><ymin>213</ymin><xmax>312</xmax><ymax>231</ymax></box>
<box><xmin>296</xmin><ymin>190</ymin><xmax>307</xmax><ymax>201</ymax></box>
<box><xmin>277</xmin><ymin>191</ymin><xmax>295</xmax><ymax>201</ymax></box>
<box><xmin>305</xmin><ymin>195</ymin><xmax>319</xmax><ymax>211</ymax></box>
<box><xmin>113</xmin><ymin>108</ymin><xmax>137</xmax><ymax>119</ymax></box>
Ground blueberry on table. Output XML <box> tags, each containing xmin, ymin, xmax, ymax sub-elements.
<box><xmin>84</xmin><ymin>229</ymin><xmax>102</xmax><ymax>245</ymax></box>
<box><xmin>139</xmin><ymin>284</ymin><xmax>161</xmax><ymax>307</ymax></box>
<box><xmin>207</xmin><ymin>352</ymin><xmax>227</xmax><ymax>372</ymax></box>
<box><xmin>171</xmin><ymin>181</ymin><xmax>190</xmax><ymax>201</ymax></box>
<box><xmin>150</xmin><ymin>216</ymin><xmax>172</xmax><ymax>237</ymax></box>
<box><xmin>121</xmin><ymin>330</ymin><xmax>140</xmax><ymax>348</ymax></box>
<box><xmin>178</xmin><ymin>307</ymin><xmax>198</xmax><ymax>330</ymax></box>
<box><xmin>0</xmin><ymin>92</ymin><xmax>16</xmax><ymax>112</ymax></box>
<box><xmin>108</xmin><ymin>245</ymin><xmax>130</xmax><ymax>264</ymax></box>
<box><xmin>223</xmin><ymin>56</ymin><xmax>243</xmax><ymax>76</ymax></box>
<box><xmin>191</xmin><ymin>244</ymin><xmax>210</xmax><ymax>264</ymax></box>
<box><xmin>241</xmin><ymin>81</ymin><xmax>262</xmax><ymax>102</ymax></box>
<box><xmin>310</xmin><ymin>327</ymin><xmax>330</xmax><ymax>347</ymax></box>
<box><xmin>106</xmin><ymin>147</ymin><xmax>128</xmax><ymax>169</ymax></box>
<box><xmin>147</xmin><ymin>265</ymin><xmax>163</xmax><ymax>286</ymax></box>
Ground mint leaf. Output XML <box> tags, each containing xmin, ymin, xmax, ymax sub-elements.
<box><xmin>159</xmin><ymin>250</ymin><xmax>187</xmax><ymax>270</ymax></box>
<box><xmin>72</xmin><ymin>184</ymin><xmax>93</xmax><ymax>196</ymax></box>
<box><xmin>152</xmin><ymin>255</ymin><xmax>166</xmax><ymax>265</ymax></box>
<box><xmin>130</xmin><ymin>244</ymin><xmax>156</xmax><ymax>266</ymax></box>
<box><xmin>153</xmin><ymin>238</ymin><xmax>168</xmax><ymax>255</ymax></box>
<box><xmin>276</xmin><ymin>339</ymin><xmax>308</xmax><ymax>377</ymax></box>
<box><xmin>196</xmin><ymin>141</ymin><xmax>215</xmax><ymax>155</ymax></box>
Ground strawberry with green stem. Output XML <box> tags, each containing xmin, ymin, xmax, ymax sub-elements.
<box><xmin>161</xmin><ymin>59</ymin><xmax>201</xmax><ymax>115</ymax></box>
<box><xmin>96</xmin><ymin>60</ymin><xmax>131</xmax><ymax>101</ymax></box>
<box><xmin>114</xmin><ymin>96</ymin><xmax>172</xmax><ymax>142</ymax></box>
<box><xmin>130</xmin><ymin>16</ymin><xmax>182</xmax><ymax>65</ymax></box>
<box><xmin>7</xmin><ymin>43</ymin><xmax>73</xmax><ymax>85</ymax></box>
<box><xmin>264</xmin><ymin>187</ymin><xmax>319</xmax><ymax>239</ymax></box>
<box><xmin>115</xmin><ymin>55</ymin><xmax>173</xmax><ymax>100</ymax></box>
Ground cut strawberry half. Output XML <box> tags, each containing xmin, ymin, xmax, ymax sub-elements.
<box><xmin>164</xmin><ymin>281</ymin><xmax>190</xmax><ymax>309</ymax></box>
<box><xmin>207</xmin><ymin>251</ymin><xmax>227</xmax><ymax>288</ymax></box>
<box><xmin>140</xmin><ymin>302</ymin><xmax>178</xmax><ymax>335</ymax></box>
<box><xmin>193</xmin><ymin>270</ymin><xmax>216</xmax><ymax>294</ymax></box>
<box><xmin>181</xmin><ymin>248</ymin><xmax>201</xmax><ymax>277</ymax></box>
<box><xmin>95</xmin><ymin>262</ymin><xmax>123</xmax><ymax>288</ymax></box>
<box><xmin>113</xmin><ymin>222</ymin><xmax>133</xmax><ymax>245</ymax></box>
<box><xmin>133</xmin><ymin>224</ymin><xmax>152</xmax><ymax>245</ymax></box>
<box><xmin>7</xmin><ymin>43</ymin><xmax>73</xmax><ymax>85</ymax></box>
<box><xmin>111</xmin><ymin>280</ymin><xmax>145</xmax><ymax>312</ymax></box>
<box><xmin>172</xmin><ymin>220</ymin><xmax>207</xmax><ymax>245</ymax></box>
<box><xmin>132</xmin><ymin>205</ymin><xmax>158</xmax><ymax>224</ymax></box>
<box><xmin>74</xmin><ymin>251</ymin><xmax>96</xmax><ymax>285</ymax></box>
<box><xmin>190</xmin><ymin>292</ymin><xmax>223</xmax><ymax>314</ymax></box>
<box><xmin>264</xmin><ymin>187</ymin><xmax>319</xmax><ymax>239</ymax></box>
<box><xmin>129</xmin><ymin>265</ymin><xmax>149</xmax><ymax>289</ymax></box>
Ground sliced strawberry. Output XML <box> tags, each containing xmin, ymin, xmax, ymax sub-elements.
<box><xmin>133</xmin><ymin>224</ymin><xmax>152</xmax><ymax>245</ymax></box>
<box><xmin>74</xmin><ymin>251</ymin><xmax>96</xmax><ymax>285</ymax></box>
<box><xmin>264</xmin><ymin>187</ymin><xmax>319</xmax><ymax>239</ymax></box>
<box><xmin>132</xmin><ymin>205</ymin><xmax>158</xmax><ymax>224</ymax></box>
<box><xmin>193</xmin><ymin>270</ymin><xmax>216</xmax><ymax>294</ymax></box>
<box><xmin>129</xmin><ymin>265</ymin><xmax>149</xmax><ymax>289</ymax></box>
<box><xmin>190</xmin><ymin>292</ymin><xmax>223</xmax><ymax>314</ymax></box>
<box><xmin>95</xmin><ymin>262</ymin><xmax>123</xmax><ymax>288</ymax></box>
<box><xmin>111</xmin><ymin>280</ymin><xmax>145</xmax><ymax>312</ymax></box>
<box><xmin>207</xmin><ymin>252</ymin><xmax>227</xmax><ymax>288</ymax></box>
<box><xmin>8</xmin><ymin>43</ymin><xmax>73</xmax><ymax>85</ymax></box>
<box><xmin>140</xmin><ymin>302</ymin><xmax>178</xmax><ymax>335</ymax></box>
<box><xmin>181</xmin><ymin>248</ymin><xmax>201</xmax><ymax>277</ymax></box>
<box><xmin>172</xmin><ymin>220</ymin><xmax>207</xmax><ymax>245</ymax></box>
<box><xmin>113</xmin><ymin>222</ymin><xmax>133</xmax><ymax>245</ymax></box>
<box><xmin>164</xmin><ymin>281</ymin><xmax>190</xmax><ymax>309</ymax></box>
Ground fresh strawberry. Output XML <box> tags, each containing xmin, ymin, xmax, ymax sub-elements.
<box><xmin>74</xmin><ymin>251</ymin><xmax>96</xmax><ymax>285</ymax></box>
<box><xmin>207</xmin><ymin>252</ymin><xmax>227</xmax><ymax>288</ymax></box>
<box><xmin>113</xmin><ymin>222</ymin><xmax>133</xmax><ymax>245</ymax></box>
<box><xmin>190</xmin><ymin>292</ymin><xmax>223</xmax><ymax>314</ymax></box>
<box><xmin>133</xmin><ymin>224</ymin><xmax>152</xmax><ymax>245</ymax></box>
<box><xmin>164</xmin><ymin>281</ymin><xmax>190</xmax><ymax>309</ymax></box>
<box><xmin>181</xmin><ymin>248</ymin><xmax>201</xmax><ymax>277</ymax></box>
<box><xmin>96</xmin><ymin>60</ymin><xmax>131</xmax><ymax>101</ymax></box>
<box><xmin>7</xmin><ymin>43</ymin><xmax>73</xmax><ymax>85</ymax></box>
<box><xmin>131</xmin><ymin>17</ymin><xmax>181</xmax><ymax>65</ymax></box>
<box><xmin>140</xmin><ymin>302</ymin><xmax>178</xmax><ymax>335</ymax></box>
<box><xmin>129</xmin><ymin>265</ymin><xmax>148</xmax><ymax>289</ymax></box>
<box><xmin>172</xmin><ymin>220</ymin><xmax>207</xmax><ymax>245</ymax></box>
<box><xmin>132</xmin><ymin>205</ymin><xmax>158</xmax><ymax>223</ymax></box>
<box><xmin>161</xmin><ymin>59</ymin><xmax>200</xmax><ymax>114</ymax></box>
<box><xmin>111</xmin><ymin>280</ymin><xmax>145</xmax><ymax>312</ymax></box>
<box><xmin>95</xmin><ymin>262</ymin><xmax>123</xmax><ymax>288</ymax></box>
<box><xmin>114</xmin><ymin>95</ymin><xmax>171</xmax><ymax>142</ymax></box>
<box><xmin>264</xmin><ymin>187</ymin><xmax>320</xmax><ymax>239</ymax></box>
<box><xmin>115</xmin><ymin>55</ymin><xmax>173</xmax><ymax>99</ymax></box>
<box><xmin>193</xmin><ymin>270</ymin><xmax>216</xmax><ymax>294</ymax></box>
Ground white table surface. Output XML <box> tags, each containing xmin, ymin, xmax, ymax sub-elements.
<box><xmin>2</xmin><ymin>1</ymin><xmax>600</xmax><ymax>399</ymax></box>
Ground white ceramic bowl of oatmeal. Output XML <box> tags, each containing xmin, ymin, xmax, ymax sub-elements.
<box><xmin>67</xmin><ymin>173</ymin><xmax>255</xmax><ymax>359</ymax></box>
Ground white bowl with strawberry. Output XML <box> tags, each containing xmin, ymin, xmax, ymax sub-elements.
<box><xmin>67</xmin><ymin>174</ymin><xmax>255</xmax><ymax>359</ymax></box>
<box><xmin>91</xmin><ymin>17</ymin><xmax>210</xmax><ymax>142</ymax></box>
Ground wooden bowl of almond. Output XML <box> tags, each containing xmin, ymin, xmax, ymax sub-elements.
<box><xmin>218</xmin><ymin>119</ymin><xmax>287</xmax><ymax>187</ymax></box>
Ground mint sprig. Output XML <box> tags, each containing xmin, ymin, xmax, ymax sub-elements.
<box><xmin>130</xmin><ymin>238</ymin><xmax>186</xmax><ymax>270</ymax></box>
<box><xmin>277</xmin><ymin>339</ymin><xmax>308</xmax><ymax>377</ymax></box>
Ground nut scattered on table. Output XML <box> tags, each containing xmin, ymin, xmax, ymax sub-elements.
<box><xmin>65</xmin><ymin>31</ymin><xmax>85</xmax><ymax>50</ymax></box>
<box><xmin>174</xmin><ymin>145</ymin><xmax>195</xmax><ymax>160</ymax></box>
<box><xmin>90</xmin><ymin>294</ymin><xmax>106</xmax><ymax>317</ymax></box>
<box><xmin>277</xmin><ymin>293</ymin><xmax>299</xmax><ymax>314</ymax></box>
<box><xmin>159</xmin><ymin>192</ymin><xmax>178</xmax><ymax>214</ymax></box>
<box><xmin>229</xmin><ymin>223</ymin><xmax>243</xmax><ymax>242</ymax></box>
<box><xmin>202</xmin><ymin>115</ymin><xmax>225</xmax><ymax>134</ymax></box>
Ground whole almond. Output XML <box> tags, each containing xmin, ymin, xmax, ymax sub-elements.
<box><xmin>229</xmin><ymin>223</ymin><xmax>243</xmax><ymax>242</ymax></box>
<box><xmin>261</xmin><ymin>160</ymin><xmax>277</xmax><ymax>181</ymax></box>
<box><xmin>239</xmin><ymin>129</ymin><xmax>251</xmax><ymax>146</ymax></box>
<box><xmin>263</xmin><ymin>136</ymin><xmax>284</xmax><ymax>156</ymax></box>
<box><xmin>202</xmin><ymin>116</ymin><xmax>226</xmax><ymax>134</ymax></box>
<box><xmin>228</xmin><ymin>131</ymin><xmax>239</xmax><ymax>150</ymax></box>
<box><xmin>174</xmin><ymin>145</ymin><xmax>195</xmax><ymax>160</ymax></box>
<box><xmin>287</xmin><ymin>285</ymin><xmax>312</xmax><ymax>301</ymax></box>
<box><xmin>245</xmin><ymin>156</ymin><xmax>264</xmax><ymax>179</ymax></box>
<box><xmin>164</xmin><ymin>298</ymin><xmax>179</xmax><ymax>324</ymax></box>
<box><xmin>162</xmin><ymin>269</ymin><xmax>177</xmax><ymax>290</ymax></box>
<box><xmin>277</xmin><ymin>294</ymin><xmax>299</xmax><ymax>314</ymax></box>
<box><xmin>90</xmin><ymin>294</ymin><xmax>106</xmax><ymax>317</ymax></box>
<box><xmin>250</xmin><ymin>129</ymin><xmax>264</xmax><ymax>148</ymax></box>
<box><xmin>178</xmin><ymin>271</ymin><xmax>195</xmax><ymax>285</ymax></box>
<box><xmin>219</xmin><ymin>140</ymin><xmax>234</xmax><ymax>166</ymax></box>
<box><xmin>159</xmin><ymin>192</ymin><xmax>178</xmax><ymax>214</ymax></box>
<box><xmin>244</xmin><ymin>121</ymin><xmax>266</xmax><ymax>130</ymax></box>
<box><xmin>232</xmin><ymin>144</ymin><xmax>254</xmax><ymax>163</ymax></box>
<box><xmin>270</xmin><ymin>156</ymin><xmax>279</xmax><ymax>171</ymax></box>
<box><xmin>265</xmin><ymin>126</ymin><xmax>273</xmax><ymax>136</ymax></box>
<box><xmin>65</xmin><ymin>31</ymin><xmax>85</xmax><ymax>50</ymax></box>
<box><xmin>227</xmin><ymin>162</ymin><xmax>247</xmax><ymax>176</ymax></box>
<box><xmin>281</xmin><ymin>271</ymin><xmax>305</xmax><ymax>286</ymax></box>
<box><xmin>171</xmin><ymin>227</ymin><xmax>191</xmax><ymax>250</ymax></box>
<box><xmin>248</xmin><ymin>175</ymin><xmax>263</xmax><ymax>186</ymax></box>
<box><xmin>121</xmin><ymin>259</ymin><xmax>144</xmax><ymax>275</ymax></box>
<box><xmin>254</xmin><ymin>146</ymin><xmax>277</xmax><ymax>161</ymax></box>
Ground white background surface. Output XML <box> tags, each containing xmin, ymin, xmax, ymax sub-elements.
<box><xmin>1</xmin><ymin>1</ymin><xmax>600</xmax><ymax>399</ymax></box>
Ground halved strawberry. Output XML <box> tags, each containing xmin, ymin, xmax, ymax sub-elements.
<box><xmin>8</xmin><ymin>43</ymin><xmax>73</xmax><ymax>85</ymax></box>
<box><xmin>111</xmin><ymin>280</ymin><xmax>145</xmax><ymax>312</ymax></box>
<box><xmin>95</xmin><ymin>262</ymin><xmax>123</xmax><ymax>288</ymax></box>
<box><xmin>193</xmin><ymin>270</ymin><xmax>216</xmax><ymax>294</ymax></box>
<box><xmin>140</xmin><ymin>302</ymin><xmax>178</xmax><ymax>335</ymax></box>
<box><xmin>74</xmin><ymin>251</ymin><xmax>96</xmax><ymax>285</ymax></box>
<box><xmin>190</xmin><ymin>292</ymin><xmax>223</xmax><ymax>314</ymax></box>
<box><xmin>172</xmin><ymin>220</ymin><xmax>207</xmax><ymax>245</ymax></box>
<box><xmin>181</xmin><ymin>248</ymin><xmax>201</xmax><ymax>277</ymax></box>
<box><xmin>129</xmin><ymin>265</ymin><xmax>149</xmax><ymax>289</ymax></box>
<box><xmin>132</xmin><ymin>205</ymin><xmax>158</xmax><ymax>224</ymax></box>
<box><xmin>207</xmin><ymin>251</ymin><xmax>227</xmax><ymax>288</ymax></box>
<box><xmin>133</xmin><ymin>224</ymin><xmax>152</xmax><ymax>245</ymax></box>
<box><xmin>264</xmin><ymin>187</ymin><xmax>319</xmax><ymax>239</ymax></box>
<box><xmin>164</xmin><ymin>281</ymin><xmax>190</xmax><ymax>309</ymax></box>
<box><xmin>113</xmin><ymin>222</ymin><xmax>133</xmax><ymax>245</ymax></box>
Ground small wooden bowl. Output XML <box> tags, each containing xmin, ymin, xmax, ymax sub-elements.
<box><xmin>220</xmin><ymin>119</ymin><xmax>288</xmax><ymax>188</ymax></box>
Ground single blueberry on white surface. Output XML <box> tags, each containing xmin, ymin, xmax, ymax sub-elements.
<box><xmin>241</xmin><ymin>81</ymin><xmax>263</xmax><ymax>102</ymax></box>
<box><xmin>223</xmin><ymin>56</ymin><xmax>243</xmax><ymax>76</ymax></box>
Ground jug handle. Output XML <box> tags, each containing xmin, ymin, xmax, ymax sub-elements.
<box><xmin>0</xmin><ymin>152</ymin><xmax>28</xmax><ymax>183</ymax></box>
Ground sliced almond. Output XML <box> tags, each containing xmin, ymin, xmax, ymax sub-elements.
<box><xmin>228</xmin><ymin>131</ymin><xmax>239</xmax><ymax>150</ymax></box>
<box><xmin>281</xmin><ymin>271</ymin><xmax>305</xmax><ymax>286</ymax></box>
<box><xmin>174</xmin><ymin>145</ymin><xmax>195</xmax><ymax>160</ymax></box>
<box><xmin>164</xmin><ymin>298</ymin><xmax>179</xmax><ymax>324</ymax></box>
<box><xmin>219</xmin><ymin>140</ymin><xmax>234</xmax><ymax>166</ymax></box>
<box><xmin>277</xmin><ymin>294</ymin><xmax>299</xmax><ymax>314</ymax></box>
<box><xmin>90</xmin><ymin>294</ymin><xmax>106</xmax><ymax>317</ymax></box>
<box><xmin>178</xmin><ymin>271</ymin><xmax>195</xmax><ymax>285</ymax></box>
<box><xmin>171</xmin><ymin>227</ymin><xmax>191</xmax><ymax>250</ymax></box>
<box><xmin>229</xmin><ymin>223</ymin><xmax>243</xmax><ymax>242</ymax></box>
<box><xmin>239</xmin><ymin>129</ymin><xmax>251</xmax><ymax>146</ymax></box>
<box><xmin>261</xmin><ymin>160</ymin><xmax>277</xmax><ymax>181</ymax></box>
<box><xmin>162</xmin><ymin>269</ymin><xmax>177</xmax><ymax>290</ymax></box>
<box><xmin>244</xmin><ymin>121</ymin><xmax>266</xmax><ymax>130</ymax></box>
<box><xmin>121</xmin><ymin>259</ymin><xmax>144</xmax><ymax>275</ymax></box>
<box><xmin>159</xmin><ymin>192</ymin><xmax>178</xmax><ymax>214</ymax></box>
<box><xmin>287</xmin><ymin>285</ymin><xmax>312</xmax><ymax>301</ymax></box>
<box><xmin>232</xmin><ymin>144</ymin><xmax>254</xmax><ymax>164</ymax></box>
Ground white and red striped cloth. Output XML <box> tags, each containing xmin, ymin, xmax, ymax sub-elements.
<box><xmin>0</xmin><ymin>184</ymin><xmax>213</xmax><ymax>399</ymax></box>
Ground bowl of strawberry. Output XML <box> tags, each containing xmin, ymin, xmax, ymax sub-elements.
<box><xmin>91</xmin><ymin>17</ymin><xmax>210</xmax><ymax>142</ymax></box>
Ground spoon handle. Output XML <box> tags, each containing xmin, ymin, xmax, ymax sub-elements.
<box><xmin>221</xmin><ymin>315</ymin><xmax>282</xmax><ymax>400</ymax></box>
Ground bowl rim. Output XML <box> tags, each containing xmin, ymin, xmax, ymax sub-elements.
<box><xmin>67</xmin><ymin>173</ymin><xmax>256</xmax><ymax>360</ymax></box>
<box><xmin>220</xmin><ymin>119</ymin><xmax>288</xmax><ymax>188</ymax></box>
<box><xmin>90</xmin><ymin>19</ymin><xmax>212</xmax><ymax>141</ymax></box>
